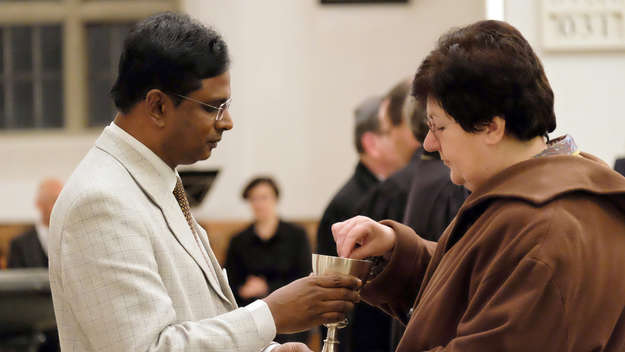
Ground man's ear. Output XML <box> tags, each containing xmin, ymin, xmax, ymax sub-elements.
<box><xmin>361</xmin><ymin>131</ymin><xmax>380</xmax><ymax>158</ymax></box>
<box><xmin>144</xmin><ymin>89</ymin><xmax>169</xmax><ymax>128</ymax></box>
<box><xmin>484</xmin><ymin>116</ymin><xmax>506</xmax><ymax>145</ymax></box>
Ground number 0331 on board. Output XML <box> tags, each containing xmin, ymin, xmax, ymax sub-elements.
<box><xmin>541</xmin><ymin>0</ymin><xmax>625</xmax><ymax>51</ymax></box>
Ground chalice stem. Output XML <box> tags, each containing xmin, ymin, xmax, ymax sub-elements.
<box><xmin>322</xmin><ymin>326</ymin><xmax>340</xmax><ymax>352</ymax></box>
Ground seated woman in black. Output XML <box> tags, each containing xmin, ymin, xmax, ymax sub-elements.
<box><xmin>225</xmin><ymin>176</ymin><xmax>312</xmax><ymax>344</ymax></box>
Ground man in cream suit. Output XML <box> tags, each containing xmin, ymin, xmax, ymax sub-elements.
<box><xmin>49</xmin><ymin>13</ymin><xmax>360</xmax><ymax>352</ymax></box>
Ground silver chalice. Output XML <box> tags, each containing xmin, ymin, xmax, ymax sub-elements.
<box><xmin>312</xmin><ymin>254</ymin><xmax>372</xmax><ymax>352</ymax></box>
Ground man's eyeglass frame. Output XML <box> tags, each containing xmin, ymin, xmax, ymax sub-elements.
<box><xmin>173</xmin><ymin>93</ymin><xmax>232</xmax><ymax>121</ymax></box>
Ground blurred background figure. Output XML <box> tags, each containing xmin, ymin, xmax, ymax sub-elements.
<box><xmin>316</xmin><ymin>80</ymin><xmax>418</xmax><ymax>352</ymax></box>
<box><xmin>225</xmin><ymin>176</ymin><xmax>312</xmax><ymax>345</ymax></box>
<box><xmin>355</xmin><ymin>79</ymin><xmax>422</xmax><ymax>224</ymax></box>
<box><xmin>7</xmin><ymin>179</ymin><xmax>63</xmax><ymax>269</ymax></box>
<box><xmin>355</xmin><ymin>84</ymin><xmax>468</xmax><ymax>351</ymax></box>
<box><xmin>316</xmin><ymin>96</ymin><xmax>384</xmax><ymax>259</ymax></box>
<box><xmin>315</xmin><ymin>96</ymin><xmax>384</xmax><ymax>352</ymax></box>
<box><xmin>317</xmin><ymin>82</ymin><xmax>419</xmax><ymax>259</ymax></box>
<box><xmin>378</xmin><ymin>80</ymin><xmax>421</xmax><ymax>173</ymax></box>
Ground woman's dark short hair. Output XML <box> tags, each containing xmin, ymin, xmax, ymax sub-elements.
<box><xmin>412</xmin><ymin>20</ymin><xmax>556</xmax><ymax>140</ymax></box>
<box><xmin>111</xmin><ymin>12</ymin><xmax>230</xmax><ymax>113</ymax></box>
<box><xmin>242</xmin><ymin>177</ymin><xmax>280</xmax><ymax>200</ymax></box>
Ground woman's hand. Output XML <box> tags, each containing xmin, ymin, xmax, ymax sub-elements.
<box><xmin>332</xmin><ymin>215</ymin><xmax>397</xmax><ymax>259</ymax></box>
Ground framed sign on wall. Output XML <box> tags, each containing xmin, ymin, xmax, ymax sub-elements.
<box><xmin>541</xmin><ymin>0</ymin><xmax>625</xmax><ymax>51</ymax></box>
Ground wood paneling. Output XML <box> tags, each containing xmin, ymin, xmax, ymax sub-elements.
<box><xmin>0</xmin><ymin>223</ymin><xmax>31</xmax><ymax>269</ymax></box>
<box><xmin>0</xmin><ymin>219</ymin><xmax>319</xmax><ymax>269</ymax></box>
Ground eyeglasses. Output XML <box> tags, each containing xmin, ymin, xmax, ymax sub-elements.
<box><xmin>174</xmin><ymin>94</ymin><xmax>232</xmax><ymax>121</ymax></box>
<box><xmin>426</xmin><ymin>119</ymin><xmax>446</xmax><ymax>138</ymax></box>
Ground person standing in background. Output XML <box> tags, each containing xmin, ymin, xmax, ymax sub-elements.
<box><xmin>355</xmin><ymin>80</ymin><xmax>423</xmax><ymax>225</ymax></box>
<box><xmin>316</xmin><ymin>96</ymin><xmax>384</xmax><ymax>259</ymax></box>
<box><xmin>317</xmin><ymin>80</ymin><xmax>418</xmax><ymax>352</ymax></box>
<box><xmin>355</xmin><ymin>90</ymin><xmax>467</xmax><ymax>351</ymax></box>
<box><xmin>225</xmin><ymin>176</ymin><xmax>312</xmax><ymax>345</ymax></box>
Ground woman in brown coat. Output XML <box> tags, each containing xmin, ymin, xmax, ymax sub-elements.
<box><xmin>332</xmin><ymin>20</ymin><xmax>625</xmax><ymax>351</ymax></box>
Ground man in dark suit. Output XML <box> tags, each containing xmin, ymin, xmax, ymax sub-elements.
<box><xmin>316</xmin><ymin>96</ymin><xmax>383</xmax><ymax>258</ymax></box>
<box><xmin>8</xmin><ymin>178</ymin><xmax>63</xmax><ymax>269</ymax></box>
<box><xmin>317</xmin><ymin>80</ymin><xmax>419</xmax><ymax>352</ymax></box>
<box><xmin>615</xmin><ymin>158</ymin><xmax>625</xmax><ymax>177</ymax></box>
<box><xmin>354</xmin><ymin>89</ymin><xmax>468</xmax><ymax>350</ymax></box>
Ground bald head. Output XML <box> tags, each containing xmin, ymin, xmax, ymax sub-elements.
<box><xmin>36</xmin><ymin>178</ymin><xmax>64</xmax><ymax>227</ymax></box>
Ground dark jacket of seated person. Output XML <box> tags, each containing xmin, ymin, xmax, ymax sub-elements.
<box><xmin>7</xmin><ymin>227</ymin><xmax>48</xmax><ymax>269</ymax></box>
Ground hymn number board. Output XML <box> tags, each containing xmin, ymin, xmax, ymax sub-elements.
<box><xmin>541</xmin><ymin>0</ymin><xmax>625</xmax><ymax>51</ymax></box>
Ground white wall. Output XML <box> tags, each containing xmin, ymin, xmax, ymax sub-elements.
<box><xmin>504</xmin><ymin>0</ymin><xmax>625</xmax><ymax>166</ymax></box>
<box><xmin>0</xmin><ymin>0</ymin><xmax>486</xmax><ymax>223</ymax></box>
<box><xmin>0</xmin><ymin>132</ymin><xmax>99</xmax><ymax>223</ymax></box>
<box><xmin>185</xmin><ymin>0</ymin><xmax>486</xmax><ymax>221</ymax></box>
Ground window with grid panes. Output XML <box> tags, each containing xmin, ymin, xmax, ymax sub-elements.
<box><xmin>0</xmin><ymin>0</ymin><xmax>179</xmax><ymax>131</ymax></box>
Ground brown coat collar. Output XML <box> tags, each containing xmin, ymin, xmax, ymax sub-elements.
<box><xmin>465</xmin><ymin>152</ymin><xmax>625</xmax><ymax>210</ymax></box>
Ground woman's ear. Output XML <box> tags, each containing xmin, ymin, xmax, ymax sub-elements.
<box><xmin>144</xmin><ymin>89</ymin><xmax>169</xmax><ymax>128</ymax></box>
<box><xmin>484</xmin><ymin>116</ymin><xmax>506</xmax><ymax>145</ymax></box>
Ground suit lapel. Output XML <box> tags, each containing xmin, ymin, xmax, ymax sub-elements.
<box><xmin>196</xmin><ymin>225</ymin><xmax>237</xmax><ymax>308</ymax></box>
<box><xmin>94</xmin><ymin>127</ymin><xmax>230</xmax><ymax>304</ymax></box>
<box><xmin>159</xmin><ymin>201</ymin><xmax>230</xmax><ymax>304</ymax></box>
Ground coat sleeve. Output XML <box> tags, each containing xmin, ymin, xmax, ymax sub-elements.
<box><xmin>421</xmin><ymin>257</ymin><xmax>566</xmax><ymax>351</ymax></box>
<box><xmin>52</xmin><ymin>191</ymin><xmax>274</xmax><ymax>352</ymax></box>
<box><xmin>360</xmin><ymin>220</ymin><xmax>436</xmax><ymax>324</ymax></box>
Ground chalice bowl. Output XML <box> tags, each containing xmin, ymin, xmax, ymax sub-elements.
<box><xmin>312</xmin><ymin>253</ymin><xmax>372</xmax><ymax>352</ymax></box>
